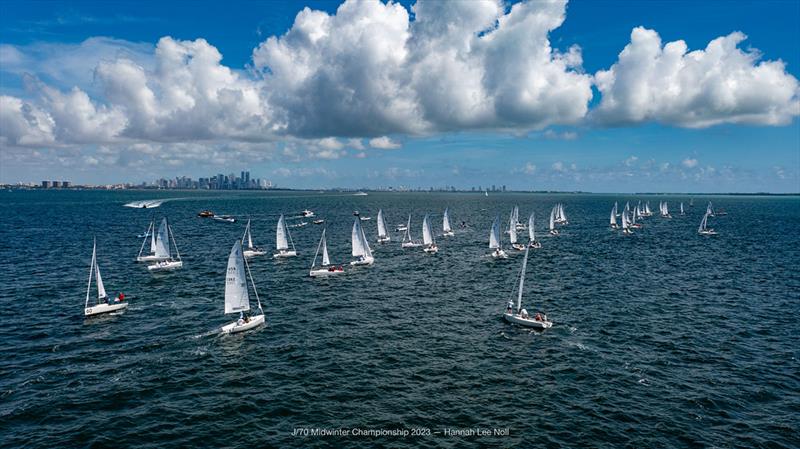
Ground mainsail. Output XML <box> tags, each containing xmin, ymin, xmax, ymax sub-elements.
<box><xmin>377</xmin><ymin>209</ymin><xmax>388</xmax><ymax>239</ymax></box>
<box><xmin>154</xmin><ymin>218</ymin><xmax>170</xmax><ymax>258</ymax></box>
<box><xmin>276</xmin><ymin>215</ymin><xmax>289</xmax><ymax>250</ymax></box>
<box><xmin>489</xmin><ymin>216</ymin><xmax>501</xmax><ymax>249</ymax></box>
<box><xmin>443</xmin><ymin>208</ymin><xmax>452</xmax><ymax>233</ymax></box>
<box><xmin>508</xmin><ymin>209</ymin><xmax>518</xmax><ymax>244</ymax></box>
<box><xmin>516</xmin><ymin>247</ymin><xmax>529</xmax><ymax>312</ymax></box>
<box><xmin>528</xmin><ymin>212</ymin><xmax>536</xmax><ymax>242</ymax></box>
<box><xmin>422</xmin><ymin>214</ymin><xmax>434</xmax><ymax>245</ymax></box>
<box><xmin>224</xmin><ymin>240</ymin><xmax>250</xmax><ymax>314</ymax></box>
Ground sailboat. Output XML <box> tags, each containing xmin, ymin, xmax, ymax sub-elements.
<box><xmin>377</xmin><ymin>209</ymin><xmax>390</xmax><ymax>243</ymax></box>
<box><xmin>147</xmin><ymin>218</ymin><xmax>183</xmax><ymax>271</ymax></box>
<box><xmin>274</xmin><ymin>214</ymin><xmax>297</xmax><ymax>258</ymax></box>
<box><xmin>502</xmin><ymin>247</ymin><xmax>552</xmax><ymax>329</ymax></box>
<box><xmin>554</xmin><ymin>203</ymin><xmax>568</xmax><ymax>225</ymax></box>
<box><xmin>621</xmin><ymin>209</ymin><xmax>633</xmax><ymax>235</ymax></box>
<box><xmin>310</xmin><ymin>229</ymin><xmax>344</xmax><ymax>276</ymax></box>
<box><xmin>401</xmin><ymin>214</ymin><xmax>422</xmax><ymax>248</ymax></box>
<box><xmin>643</xmin><ymin>202</ymin><xmax>653</xmax><ymax>217</ymax></box>
<box><xmin>610</xmin><ymin>205</ymin><xmax>619</xmax><ymax>229</ymax></box>
<box><xmin>489</xmin><ymin>215</ymin><xmax>508</xmax><ymax>258</ymax></box>
<box><xmin>706</xmin><ymin>201</ymin><xmax>715</xmax><ymax>217</ymax></box>
<box><xmin>242</xmin><ymin>219</ymin><xmax>267</xmax><ymax>258</ymax></box>
<box><xmin>689</xmin><ymin>198</ymin><xmax>694</xmax><ymax>207</ymax></box>
<box><xmin>351</xmin><ymin>218</ymin><xmax>374</xmax><ymax>265</ymax></box>
<box><xmin>630</xmin><ymin>207</ymin><xmax>643</xmax><ymax>229</ymax></box>
<box><xmin>442</xmin><ymin>208</ymin><xmax>455</xmax><ymax>237</ymax></box>
<box><xmin>220</xmin><ymin>240</ymin><xmax>265</xmax><ymax>334</ymax></box>
<box><xmin>85</xmin><ymin>239</ymin><xmax>128</xmax><ymax>316</ymax></box>
<box><xmin>508</xmin><ymin>209</ymin><xmax>525</xmax><ymax>251</ymax></box>
<box><xmin>680</xmin><ymin>202</ymin><xmax>685</xmax><ymax>215</ymax></box>
<box><xmin>513</xmin><ymin>206</ymin><xmax>526</xmax><ymax>230</ymax></box>
<box><xmin>422</xmin><ymin>214</ymin><xmax>438</xmax><ymax>253</ymax></box>
<box><xmin>549</xmin><ymin>207</ymin><xmax>559</xmax><ymax>236</ymax></box>
<box><xmin>527</xmin><ymin>212</ymin><xmax>541</xmax><ymax>248</ymax></box>
<box><xmin>660</xmin><ymin>201</ymin><xmax>672</xmax><ymax>218</ymax></box>
<box><xmin>136</xmin><ymin>220</ymin><xmax>165</xmax><ymax>262</ymax></box>
<box><xmin>698</xmin><ymin>212</ymin><xmax>717</xmax><ymax>236</ymax></box>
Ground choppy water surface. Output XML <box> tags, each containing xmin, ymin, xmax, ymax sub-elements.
<box><xmin>1</xmin><ymin>190</ymin><xmax>798</xmax><ymax>448</ymax></box>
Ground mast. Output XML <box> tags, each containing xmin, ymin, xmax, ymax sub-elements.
<box><xmin>86</xmin><ymin>239</ymin><xmax>95</xmax><ymax>309</ymax></box>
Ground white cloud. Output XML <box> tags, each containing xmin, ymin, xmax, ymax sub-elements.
<box><xmin>593</xmin><ymin>27</ymin><xmax>800</xmax><ymax>127</ymax></box>
<box><xmin>552</xmin><ymin>161</ymin><xmax>565</xmax><ymax>172</ymax></box>
<box><xmin>623</xmin><ymin>155</ymin><xmax>638</xmax><ymax>166</ymax></box>
<box><xmin>682</xmin><ymin>158</ymin><xmax>698</xmax><ymax>168</ymax></box>
<box><xmin>522</xmin><ymin>163</ymin><xmax>537</xmax><ymax>174</ymax></box>
<box><xmin>369</xmin><ymin>136</ymin><xmax>401</xmax><ymax>149</ymax></box>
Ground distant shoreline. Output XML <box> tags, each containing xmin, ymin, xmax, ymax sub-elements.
<box><xmin>2</xmin><ymin>187</ymin><xmax>798</xmax><ymax>196</ymax></box>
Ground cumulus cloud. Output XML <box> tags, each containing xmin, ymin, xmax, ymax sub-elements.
<box><xmin>1</xmin><ymin>0</ymin><xmax>798</xmax><ymax>172</ymax></box>
<box><xmin>369</xmin><ymin>136</ymin><xmax>401</xmax><ymax>149</ymax></box>
<box><xmin>623</xmin><ymin>155</ymin><xmax>638</xmax><ymax>166</ymax></box>
<box><xmin>682</xmin><ymin>158</ymin><xmax>699</xmax><ymax>168</ymax></box>
<box><xmin>593</xmin><ymin>27</ymin><xmax>800</xmax><ymax>127</ymax></box>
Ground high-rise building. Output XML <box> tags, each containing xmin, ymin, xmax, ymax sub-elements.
<box><xmin>41</xmin><ymin>181</ymin><xmax>52</xmax><ymax>188</ymax></box>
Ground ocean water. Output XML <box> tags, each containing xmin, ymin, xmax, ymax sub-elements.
<box><xmin>1</xmin><ymin>190</ymin><xmax>798</xmax><ymax>448</ymax></box>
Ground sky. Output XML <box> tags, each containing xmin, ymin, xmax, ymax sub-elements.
<box><xmin>1</xmin><ymin>0</ymin><xmax>798</xmax><ymax>192</ymax></box>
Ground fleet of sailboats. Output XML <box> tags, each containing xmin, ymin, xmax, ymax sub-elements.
<box><xmin>146</xmin><ymin>218</ymin><xmax>183</xmax><ymax>271</ymax></box>
<box><xmin>503</xmin><ymin>247</ymin><xmax>552</xmax><ymax>329</ymax></box>
<box><xmin>274</xmin><ymin>214</ymin><xmax>298</xmax><ymax>258</ymax></box>
<box><xmin>310</xmin><ymin>229</ymin><xmax>345</xmax><ymax>276</ymax></box>
<box><xmin>220</xmin><ymin>240</ymin><xmax>265</xmax><ymax>334</ymax></box>
<box><xmin>85</xmin><ymin>238</ymin><xmax>128</xmax><ymax>316</ymax></box>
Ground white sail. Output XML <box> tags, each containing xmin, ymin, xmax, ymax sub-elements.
<box><xmin>443</xmin><ymin>208</ymin><xmax>452</xmax><ymax>233</ymax></box>
<box><xmin>276</xmin><ymin>215</ymin><xmax>289</xmax><ymax>250</ymax></box>
<box><xmin>699</xmin><ymin>212</ymin><xmax>708</xmax><ymax>232</ymax></box>
<box><xmin>360</xmin><ymin>219</ymin><xmax>373</xmax><ymax>258</ymax></box>
<box><xmin>549</xmin><ymin>208</ymin><xmax>555</xmax><ymax>231</ymax></box>
<box><xmin>622</xmin><ymin>210</ymin><xmax>629</xmax><ymax>229</ymax></box>
<box><xmin>95</xmin><ymin>251</ymin><xmax>107</xmax><ymax>299</ymax></box>
<box><xmin>242</xmin><ymin>219</ymin><xmax>255</xmax><ymax>249</ymax></box>
<box><xmin>149</xmin><ymin>221</ymin><xmax>157</xmax><ymax>253</ymax></box>
<box><xmin>610</xmin><ymin>208</ymin><xmax>617</xmax><ymax>226</ymax></box>
<box><xmin>154</xmin><ymin>218</ymin><xmax>170</xmax><ymax>258</ymax></box>
<box><xmin>489</xmin><ymin>216</ymin><xmax>501</xmax><ymax>249</ymax></box>
<box><xmin>422</xmin><ymin>214</ymin><xmax>434</xmax><ymax>245</ymax></box>
<box><xmin>508</xmin><ymin>210</ymin><xmax>518</xmax><ymax>244</ymax></box>
<box><xmin>680</xmin><ymin>202</ymin><xmax>684</xmax><ymax>214</ymax></box>
<box><xmin>224</xmin><ymin>240</ymin><xmax>250</xmax><ymax>314</ymax></box>
<box><xmin>402</xmin><ymin>214</ymin><xmax>413</xmax><ymax>243</ymax></box>
<box><xmin>512</xmin><ymin>206</ymin><xmax>520</xmax><ymax>227</ymax></box>
<box><xmin>516</xmin><ymin>247</ymin><xmax>529</xmax><ymax>312</ymax></box>
<box><xmin>322</xmin><ymin>234</ymin><xmax>330</xmax><ymax>266</ymax></box>
<box><xmin>528</xmin><ymin>212</ymin><xmax>535</xmax><ymax>241</ymax></box>
<box><xmin>85</xmin><ymin>241</ymin><xmax>95</xmax><ymax>308</ymax></box>
<box><xmin>377</xmin><ymin>209</ymin><xmax>388</xmax><ymax>238</ymax></box>
<box><xmin>352</xmin><ymin>219</ymin><xmax>368</xmax><ymax>257</ymax></box>
<box><xmin>560</xmin><ymin>204</ymin><xmax>567</xmax><ymax>222</ymax></box>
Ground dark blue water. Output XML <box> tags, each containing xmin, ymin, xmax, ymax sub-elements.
<box><xmin>1</xmin><ymin>190</ymin><xmax>798</xmax><ymax>448</ymax></box>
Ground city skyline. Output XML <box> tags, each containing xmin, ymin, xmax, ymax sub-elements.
<box><xmin>1</xmin><ymin>0</ymin><xmax>799</xmax><ymax>192</ymax></box>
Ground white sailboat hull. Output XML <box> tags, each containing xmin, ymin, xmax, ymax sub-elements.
<box><xmin>350</xmin><ymin>256</ymin><xmax>374</xmax><ymax>266</ymax></box>
<box><xmin>491</xmin><ymin>249</ymin><xmax>509</xmax><ymax>259</ymax></box>
<box><xmin>377</xmin><ymin>236</ymin><xmax>391</xmax><ymax>243</ymax></box>
<box><xmin>310</xmin><ymin>267</ymin><xmax>346</xmax><ymax>277</ymax></box>
<box><xmin>549</xmin><ymin>230</ymin><xmax>559</xmax><ymax>236</ymax></box>
<box><xmin>244</xmin><ymin>249</ymin><xmax>267</xmax><ymax>258</ymax></box>
<box><xmin>85</xmin><ymin>302</ymin><xmax>128</xmax><ymax>316</ymax></box>
<box><xmin>273</xmin><ymin>250</ymin><xmax>298</xmax><ymax>258</ymax></box>
<box><xmin>402</xmin><ymin>241</ymin><xmax>422</xmax><ymax>248</ymax></box>
<box><xmin>423</xmin><ymin>245</ymin><xmax>439</xmax><ymax>253</ymax></box>
<box><xmin>221</xmin><ymin>314</ymin><xmax>265</xmax><ymax>334</ymax></box>
<box><xmin>511</xmin><ymin>243</ymin><xmax>526</xmax><ymax>251</ymax></box>
<box><xmin>528</xmin><ymin>241</ymin><xmax>542</xmax><ymax>248</ymax></box>
<box><xmin>147</xmin><ymin>260</ymin><xmax>183</xmax><ymax>271</ymax></box>
<box><xmin>698</xmin><ymin>230</ymin><xmax>718</xmax><ymax>236</ymax></box>
<box><xmin>503</xmin><ymin>312</ymin><xmax>552</xmax><ymax>329</ymax></box>
<box><xmin>442</xmin><ymin>231</ymin><xmax>455</xmax><ymax>237</ymax></box>
<box><xmin>136</xmin><ymin>255</ymin><xmax>169</xmax><ymax>262</ymax></box>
